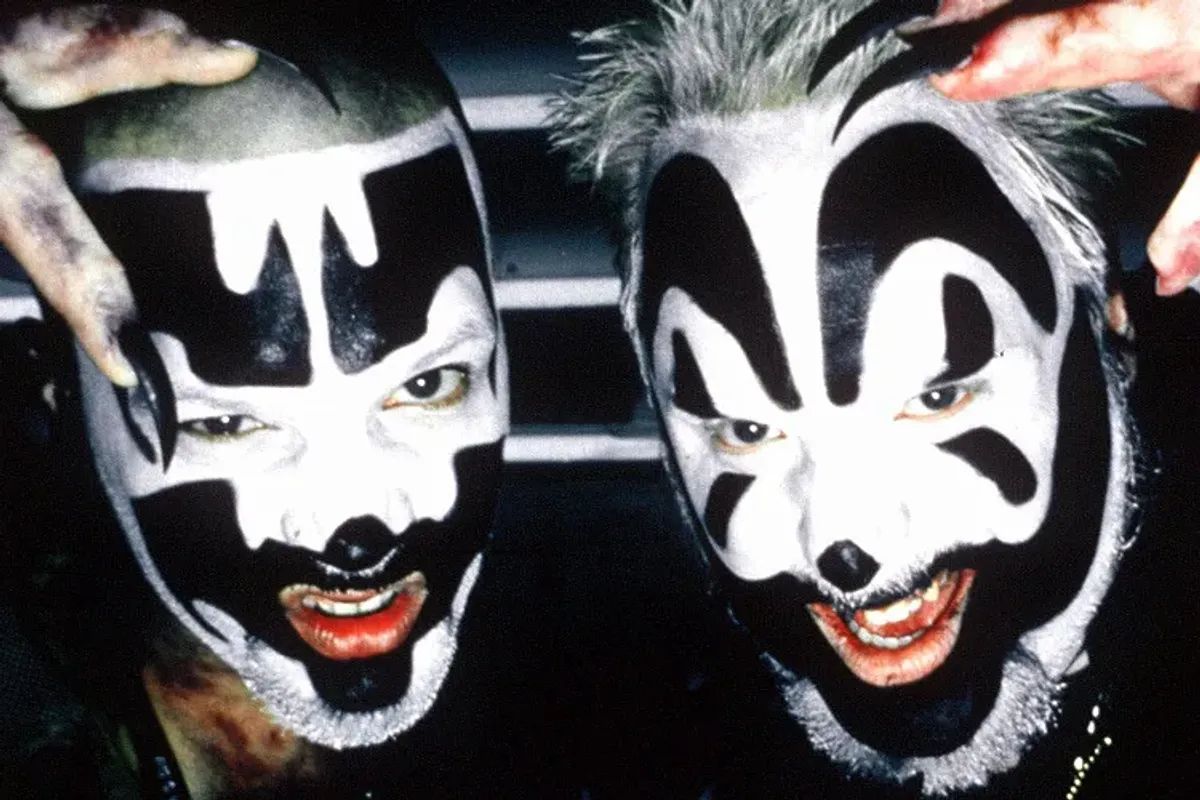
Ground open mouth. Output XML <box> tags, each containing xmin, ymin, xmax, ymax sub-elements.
<box><xmin>279</xmin><ymin>571</ymin><xmax>427</xmax><ymax>661</ymax></box>
<box><xmin>807</xmin><ymin>569</ymin><xmax>975</xmax><ymax>687</ymax></box>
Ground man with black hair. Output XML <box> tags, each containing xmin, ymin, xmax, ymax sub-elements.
<box><xmin>0</xmin><ymin>7</ymin><xmax>545</xmax><ymax>796</ymax></box>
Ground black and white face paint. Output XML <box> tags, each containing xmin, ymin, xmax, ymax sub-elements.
<box><xmin>75</xmin><ymin>107</ymin><xmax>508</xmax><ymax>749</ymax></box>
<box><xmin>638</xmin><ymin>81</ymin><xmax>1132</xmax><ymax>792</ymax></box>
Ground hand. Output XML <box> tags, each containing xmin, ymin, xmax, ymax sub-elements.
<box><xmin>0</xmin><ymin>6</ymin><xmax>256</xmax><ymax>385</ymax></box>
<box><xmin>925</xmin><ymin>0</ymin><xmax>1200</xmax><ymax>295</ymax></box>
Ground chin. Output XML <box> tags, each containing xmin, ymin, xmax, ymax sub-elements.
<box><xmin>183</xmin><ymin>552</ymin><xmax>483</xmax><ymax>750</ymax></box>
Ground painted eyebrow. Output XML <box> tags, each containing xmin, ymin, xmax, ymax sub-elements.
<box><xmin>169</xmin><ymin>315</ymin><xmax>495</xmax><ymax>404</ymax></box>
<box><xmin>399</xmin><ymin>314</ymin><xmax>496</xmax><ymax>376</ymax></box>
<box><xmin>671</xmin><ymin>330</ymin><xmax>720</xmax><ymax>419</ymax></box>
<box><xmin>929</xmin><ymin>273</ymin><xmax>995</xmax><ymax>386</ymax></box>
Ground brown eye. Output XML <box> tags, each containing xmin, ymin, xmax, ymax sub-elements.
<box><xmin>383</xmin><ymin>366</ymin><xmax>470</xmax><ymax>410</ymax></box>
<box><xmin>897</xmin><ymin>385</ymin><xmax>974</xmax><ymax>421</ymax></box>
<box><xmin>179</xmin><ymin>414</ymin><xmax>267</xmax><ymax>441</ymax></box>
<box><xmin>406</xmin><ymin>370</ymin><xmax>443</xmax><ymax>399</ymax></box>
<box><xmin>713</xmin><ymin>418</ymin><xmax>785</xmax><ymax>454</ymax></box>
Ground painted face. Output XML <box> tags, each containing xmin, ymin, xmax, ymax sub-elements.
<box><xmin>71</xmin><ymin>59</ymin><xmax>508</xmax><ymax>749</ymax></box>
<box><xmin>638</xmin><ymin>82</ymin><xmax>1131</xmax><ymax>790</ymax></box>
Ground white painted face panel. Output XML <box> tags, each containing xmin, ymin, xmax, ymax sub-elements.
<box><xmin>76</xmin><ymin>117</ymin><xmax>509</xmax><ymax>748</ymax></box>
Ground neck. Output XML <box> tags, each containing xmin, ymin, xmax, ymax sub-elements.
<box><xmin>140</xmin><ymin>632</ymin><xmax>324</xmax><ymax>799</ymax></box>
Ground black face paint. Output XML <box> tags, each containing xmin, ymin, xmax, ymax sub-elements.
<box><xmin>323</xmin><ymin>147</ymin><xmax>490</xmax><ymax>375</ymax></box>
<box><xmin>703</xmin><ymin>472</ymin><xmax>756</xmax><ymax>549</ymax></box>
<box><xmin>323</xmin><ymin>516</ymin><xmax>399</xmax><ymax>571</ymax></box>
<box><xmin>934</xmin><ymin>274</ymin><xmax>994</xmax><ymax>384</ymax></box>
<box><xmin>643</xmin><ymin>154</ymin><xmax>801</xmax><ymax>411</ymax></box>
<box><xmin>817</xmin><ymin>243</ymin><xmax>876</xmax><ymax>405</ymax></box>
<box><xmin>938</xmin><ymin>428</ymin><xmax>1038</xmax><ymax>505</ymax></box>
<box><xmin>82</xmin><ymin>192</ymin><xmax>313</xmax><ymax>386</ymax></box>
<box><xmin>131</xmin><ymin>441</ymin><xmax>502</xmax><ymax>711</ymax></box>
<box><xmin>113</xmin><ymin>325</ymin><xmax>178</xmax><ymax>469</ymax></box>
<box><xmin>717</xmin><ymin>294</ymin><xmax>1110</xmax><ymax>757</ymax></box>
<box><xmin>671</xmin><ymin>331</ymin><xmax>720</xmax><ymax>419</ymax></box>
<box><xmin>818</xmin><ymin>124</ymin><xmax>1056</xmax><ymax>405</ymax></box>
<box><xmin>815</xmin><ymin>540</ymin><xmax>881</xmax><ymax>592</ymax></box>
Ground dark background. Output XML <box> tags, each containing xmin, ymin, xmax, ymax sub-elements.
<box><xmin>2</xmin><ymin>1</ymin><xmax>1200</xmax><ymax>796</ymax></box>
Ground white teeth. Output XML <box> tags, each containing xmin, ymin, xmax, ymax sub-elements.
<box><xmin>846</xmin><ymin>616</ymin><xmax>923</xmax><ymax>650</ymax></box>
<box><xmin>862</xmin><ymin>593</ymin><xmax>922</xmax><ymax>627</ymax></box>
<box><xmin>854</xmin><ymin>572</ymin><xmax>948</xmax><ymax>631</ymax></box>
<box><xmin>923</xmin><ymin>577</ymin><xmax>941</xmax><ymax>604</ymax></box>
<box><xmin>302</xmin><ymin>587</ymin><xmax>397</xmax><ymax>618</ymax></box>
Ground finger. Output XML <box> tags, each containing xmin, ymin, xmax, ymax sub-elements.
<box><xmin>0</xmin><ymin>5</ymin><xmax>256</xmax><ymax>110</ymax></box>
<box><xmin>0</xmin><ymin>104</ymin><xmax>137</xmax><ymax>385</ymax></box>
<box><xmin>902</xmin><ymin>0</ymin><xmax>1012</xmax><ymax>32</ymax></box>
<box><xmin>1143</xmin><ymin>75</ymin><xmax>1200</xmax><ymax>110</ymax></box>
<box><xmin>1148</xmin><ymin>152</ymin><xmax>1200</xmax><ymax>295</ymax></box>
<box><xmin>930</xmin><ymin>0</ymin><xmax>1200</xmax><ymax>103</ymax></box>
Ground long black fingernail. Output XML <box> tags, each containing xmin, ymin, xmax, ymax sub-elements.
<box><xmin>114</xmin><ymin>325</ymin><xmax>177</xmax><ymax>470</ymax></box>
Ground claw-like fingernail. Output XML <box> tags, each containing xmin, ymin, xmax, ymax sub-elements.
<box><xmin>116</xmin><ymin>325</ymin><xmax>177</xmax><ymax>470</ymax></box>
<box><xmin>103</xmin><ymin>340</ymin><xmax>139</xmax><ymax>388</ymax></box>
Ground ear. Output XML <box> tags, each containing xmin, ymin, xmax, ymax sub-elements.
<box><xmin>1106</xmin><ymin>291</ymin><xmax>1133</xmax><ymax>341</ymax></box>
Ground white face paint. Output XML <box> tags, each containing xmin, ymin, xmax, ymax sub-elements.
<box><xmin>657</xmin><ymin>240</ymin><xmax>1064</xmax><ymax>587</ymax></box>
<box><xmin>76</xmin><ymin>115</ymin><xmax>510</xmax><ymax>749</ymax></box>
<box><xmin>636</xmin><ymin>82</ymin><xmax>1131</xmax><ymax>792</ymax></box>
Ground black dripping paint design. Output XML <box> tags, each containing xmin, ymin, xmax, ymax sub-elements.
<box><xmin>83</xmin><ymin>191</ymin><xmax>313</xmax><ymax>387</ymax></box>
<box><xmin>323</xmin><ymin>146</ymin><xmax>490</xmax><ymax>375</ymax></box>
<box><xmin>83</xmin><ymin>147</ymin><xmax>489</xmax><ymax>389</ymax></box>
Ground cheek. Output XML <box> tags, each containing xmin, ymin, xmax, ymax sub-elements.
<box><xmin>716</xmin><ymin>474</ymin><xmax>807</xmax><ymax>581</ymax></box>
<box><xmin>664</xmin><ymin>410</ymin><xmax>805</xmax><ymax>581</ymax></box>
<box><xmin>79</xmin><ymin>355</ymin><xmax>177</xmax><ymax>501</ymax></box>
<box><xmin>369</xmin><ymin>382</ymin><xmax>506</xmax><ymax>519</ymax></box>
<box><xmin>900</xmin><ymin>365</ymin><xmax>1059</xmax><ymax>553</ymax></box>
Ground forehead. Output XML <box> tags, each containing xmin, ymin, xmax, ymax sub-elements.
<box><xmin>645</xmin><ymin>83</ymin><xmax>1057</xmax><ymax>262</ymax></box>
<box><xmin>78</xmin><ymin>116</ymin><xmax>490</xmax><ymax>386</ymax></box>
<box><xmin>639</xmin><ymin>84</ymin><xmax>1065</xmax><ymax>370</ymax></box>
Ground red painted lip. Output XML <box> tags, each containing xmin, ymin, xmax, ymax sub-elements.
<box><xmin>278</xmin><ymin>572</ymin><xmax>427</xmax><ymax>661</ymax></box>
<box><xmin>807</xmin><ymin>569</ymin><xmax>976</xmax><ymax>688</ymax></box>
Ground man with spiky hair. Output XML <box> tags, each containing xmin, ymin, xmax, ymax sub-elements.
<box><xmin>550</xmin><ymin>0</ymin><xmax>1200</xmax><ymax>794</ymax></box>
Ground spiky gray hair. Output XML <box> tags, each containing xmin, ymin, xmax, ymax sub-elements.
<box><xmin>551</xmin><ymin>3</ymin><xmax>1144</xmax><ymax>793</ymax></box>
<box><xmin>549</xmin><ymin>0</ymin><xmax>1128</xmax><ymax>294</ymax></box>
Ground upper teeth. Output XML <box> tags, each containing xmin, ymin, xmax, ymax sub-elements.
<box><xmin>303</xmin><ymin>587</ymin><xmax>397</xmax><ymax>617</ymax></box>
<box><xmin>846</xmin><ymin>616</ymin><xmax>923</xmax><ymax>649</ymax></box>
<box><xmin>840</xmin><ymin>571</ymin><xmax>952</xmax><ymax>649</ymax></box>
<box><xmin>861</xmin><ymin>593</ymin><xmax>923</xmax><ymax>627</ymax></box>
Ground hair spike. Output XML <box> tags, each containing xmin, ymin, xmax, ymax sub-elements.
<box><xmin>549</xmin><ymin>0</ymin><xmax>1131</xmax><ymax>290</ymax></box>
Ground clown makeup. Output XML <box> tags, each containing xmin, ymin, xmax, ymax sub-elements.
<box><xmin>637</xmin><ymin>80</ymin><xmax>1132</xmax><ymax>791</ymax></box>
<box><xmin>74</xmin><ymin>96</ymin><xmax>508</xmax><ymax>749</ymax></box>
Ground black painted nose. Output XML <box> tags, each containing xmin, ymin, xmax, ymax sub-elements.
<box><xmin>816</xmin><ymin>540</ymin><xmax>880</xmax><ymax>592</ymax></box>
<box><xmin>322</xmin><ymin>517</ymin><xmax>397</xmax><ymax>570</ymax></box>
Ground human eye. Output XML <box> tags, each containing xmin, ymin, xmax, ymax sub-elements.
<box><xmin>896</xmin><ymin>384</ymin><xmax>975</xmax><ymax>422</ymax></box>
<box><xmin>382</xmin><ymin>365</ymin><xmax>470</xmax><ymax>411</ymax></box>
<box><xmin>179</xmin><ymin>414</ymin><xmax>269</xmax><ymax>441</ymax></box>
<box><xmin>711</xmin><ymin>418</ymin><xmax>786</xmax><ymax>455</ymax></box>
